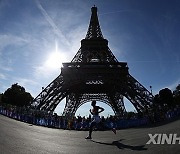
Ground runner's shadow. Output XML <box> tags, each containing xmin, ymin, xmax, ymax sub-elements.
<box><xmin>91</xmin><ymin>139</ymin><xmax>147</xmax><ymax>151</ymax></box>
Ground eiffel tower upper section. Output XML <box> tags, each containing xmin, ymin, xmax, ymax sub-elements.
<box><xmin>71</xmin><ymin>6</ymin><xmax>118</xmax><ymax>63</ymax></box>
<box><xmin>85</xmin><ymin>6</ymin><xmax>104</xmax><ymax>39</ymax></box>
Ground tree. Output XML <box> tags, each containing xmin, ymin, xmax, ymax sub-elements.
<box><xmin>159</xmin><ymin>88</ymin><xmax>174</xmax><ymax>108</ymax></box>
<box><xmin>0</xmin><ymin>93</ymin><xmax>2</xmax><ymax>104</ymax></box>
<box><xmin>126</xmin><ymin>111</ymin><xmax>136</xmax><ymax>119</ymax></box>
<box><xmin>173</xmin><ymin>84</ymin><xmax>180</xmax><ymax>105</ymax></box>
<box><xmin>153</xmin><ymin>94</ymin><xmax>160</xmax><ymax>105</ymax></box>
<box><xmin>2</xmin><ymin>83</ymin><xmax>33</xmax><ymax>107</ymax></box>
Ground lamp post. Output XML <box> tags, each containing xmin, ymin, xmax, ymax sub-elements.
<box><xmin>150</xmin><ymin>86</ymin><xmax>153</xmax><ymax>95</ymax></box>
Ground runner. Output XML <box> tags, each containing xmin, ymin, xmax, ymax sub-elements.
<box><xmin>85</xmin><ymin>100</ymin><xmax>116</xmax><ymax>139</ymax></box>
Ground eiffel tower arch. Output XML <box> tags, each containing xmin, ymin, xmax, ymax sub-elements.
<box><xmin>31</xmin><ymin>6</ymin><xmax>154</xmax><ymax>117</ymax></box>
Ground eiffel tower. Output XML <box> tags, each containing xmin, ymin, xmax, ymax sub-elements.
<box><xmin>31</xmin><ymin>6</ymin><xmax>153</xmax><ymax>117</ymax></box>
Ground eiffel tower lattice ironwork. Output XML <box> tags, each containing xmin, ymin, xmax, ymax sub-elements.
<box><xmin>31</xmin><ymin>6</ymin><xmax>153</xmax><ymax>117</ymax></box>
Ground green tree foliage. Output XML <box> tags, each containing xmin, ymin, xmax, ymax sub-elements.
<box><xmin>153</xmin><ymin>94</ymin><xmax>160</xmax><ymax>105</ymax></box>
<box><xmin>173</xmin><ymin>84</ymin><xmax>180</xmax><ymax>105</ymax></box>
<box><xmin>2</xmin><ymin>83</ymin><xmax>33</xmax><ymax>107</ymax></box>
<box><xmin>159</xmin><ymin>88</ymin><xmax>174</xmax><ymax>108</ymax></box>
<box><xmin>126</xmin><ymin>111</ymin><xmax>137</xmax><ymax>119</ymax></box>
<box><xmin>0</xmin><ymin>93</ymin><xmax>2</xmax><ymax>104</ymax></box>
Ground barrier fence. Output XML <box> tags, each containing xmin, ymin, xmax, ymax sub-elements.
<box><xmin>0</xmin><ymin>104</ymin><xmax>180</xmax><ymax>130</ymax></box>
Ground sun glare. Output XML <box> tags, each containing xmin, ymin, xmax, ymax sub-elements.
<box><xmin>45</xmin><ymin>41</ymin><xmax>67</xmax><ymax>70</ymax></box>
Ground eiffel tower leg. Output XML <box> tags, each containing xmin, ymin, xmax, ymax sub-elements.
<box><xmin>63</xmin><ymin>93</ymin><xmax>80</xmax><ymax>118</ymax></box>
<box><xmin>124</xmin><ymin>74</ymin><xmax>153</xmax><ymax>114</ymax></box>
<box><xmin>115</xmin><ymin>94</ymin><xmax>126</xmax><ymax>116</ymax></box>
<box><xmin>31</xmin><ymin>73</ymin><xmax>68</xmax><ymax>112</ymax></box>
<box><xmin>109</xmin><ymin>93</ymin><xmax>126</xmax><ymax>117</ymax></box>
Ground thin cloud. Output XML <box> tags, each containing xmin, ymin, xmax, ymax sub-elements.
<box><xmin>0</xmin><ymin>34</ymin><xmax>28</xmax><ymax>72</ymax></box>
<box><xmin>33</xmin><ymin>65</ymin><xmax>60</xmax><ymax>79</ymax></box>
<box><xmin>0</xmin><ymin>34</ymin><xmax>28</xmax><ymax>52</ymax></box>
<box><xmin>99</xmin><ymin>9</ymin><xmax>140</xmax><ymax>16</ymax></box>
<box><xmin>153</xmin><ymin>78</ymin><xmax>180</xmax><ymax>95</ymax></box>
<box><xmin>14</xmin><ymin>78</ymin><xmax>39</xmax><ymax>86</ymax></box>
<box><xmin>35</xmin><ymin>0</ymin><xmax>70</xmax><ymax>46</ymax></box>
<box><xmin>0</xmin><ymin>77</ymin><xmax>41</xmax><ymax>95</ymax></box>
<box><xmin>0</xmin><ymin>73</ymin><xmax>6</xmax><ymax>80</ymax></box>
<box><xmin>167</xmin><ymin>79</ymin><xmax>180</xmax><ymax>91</ymax></box>
<box><xmin>12</xmin><ymin>77</ymin><xmax>42</xmax><ymax>97</ymax></box>
<box><xmin>0</xmin><ymin>65</ymin><xmax>13</xmax><ymax>72</ymax></box>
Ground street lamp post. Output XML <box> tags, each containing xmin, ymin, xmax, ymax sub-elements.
<box><xmin>150</xmin><ymin>86</ymin><xmax>153</xmax><ymax>95</ymax></box>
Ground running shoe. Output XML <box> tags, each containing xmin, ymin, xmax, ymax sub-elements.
<box><xmin>85</xmin><ymin>136</ymin><xmax>92</xmax><ymax>139</ymax></box>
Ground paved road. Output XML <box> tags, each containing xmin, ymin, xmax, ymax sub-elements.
<box><xmin>0</xmin><ymin>115</ymin><xmax>180</xmax><ymax>154</ymax></box>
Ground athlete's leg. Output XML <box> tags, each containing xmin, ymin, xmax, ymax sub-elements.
<box><xmin>86</xmin><ymin>121</ymin><xmax>96</xmax><ymax>139</ymax></box>
<box><xmin>110</xmin><ymin>122</ymin><xmax>116</xmax><ymax>134</ymax></box>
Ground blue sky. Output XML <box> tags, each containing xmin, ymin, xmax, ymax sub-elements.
<box><xmin>0</xmin><ymin>0</ymin><xmax>180</xmax><ymax>117</ymax></box>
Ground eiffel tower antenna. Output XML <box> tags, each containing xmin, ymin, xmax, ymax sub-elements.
<box><xmin>71</xmin><ymin>6</ymin><xmax>118</xmax><ymax>63</ymax></box>
<box><xmin>31</xmin><ymin>6</ymin><xmax>153</xmax><ymax>118</ymax></box>
<box><xmin>85</xmin><ymin>5</ymin><xmax>103</xmax><ymax>39</ymax></box>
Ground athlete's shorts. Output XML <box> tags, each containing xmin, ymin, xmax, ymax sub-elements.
<box><xmin>92</xmin><ymin>115</ymin><xmax>101</xmax><ymax>123</ymax></box>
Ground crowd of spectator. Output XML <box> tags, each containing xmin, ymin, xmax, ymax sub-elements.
<box><xmin>0</xmin><ymin>103</ymin><xmax>180</xmax><ymax>131</ymax></box>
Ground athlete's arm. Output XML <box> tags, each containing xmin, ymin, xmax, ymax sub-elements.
<box><xmin>98</xmin><ymin>106</ymin><xmax>104</xmax><ymax>113</ymax></box>
<box><xmin>89</xmin><ymin>109</ymin><xmax>93</xmax><ymax>115</ymax></box>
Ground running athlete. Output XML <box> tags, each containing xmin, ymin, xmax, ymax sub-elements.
<box><xmin>85</xmin><ymin>100</ymin><xmax>116</xmax><ymax>139</ymax></box>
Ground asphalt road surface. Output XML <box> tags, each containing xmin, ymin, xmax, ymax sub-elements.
<box><xmin>0</xmin><ymin>115</ymin><xmax>180</xmax><ymax>154</ymax></box>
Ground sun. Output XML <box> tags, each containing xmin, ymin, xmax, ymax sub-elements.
<box><xmin>45</xmin><ymin>42</ymin><xmax>67</xmax><ymax>70</ymax></box>
<box><xmin>45</xmin><ymin>52</ymin><xmax>63</xmax><ymax>69</ymax></box>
